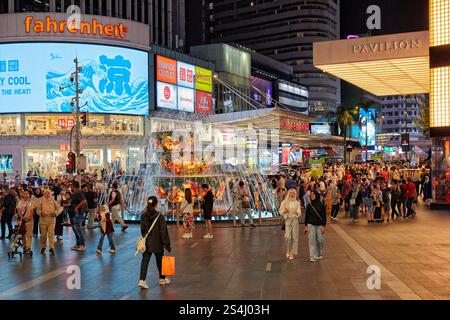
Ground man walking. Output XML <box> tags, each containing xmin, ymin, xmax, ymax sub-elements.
<box><xmin>70</xmin><ymin>181</ymin><xmax>87</xmax><ymax>251</ymax></box>
<box><xmin>108</xmin><ymin>182</ymin><xmax>128</xmax><ymax>232</ymax></box>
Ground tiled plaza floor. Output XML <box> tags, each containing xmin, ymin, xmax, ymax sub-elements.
<box><xmin>0</xmin><ymin>203</ymin><xmax>449</xmax><ymax>300</ymax></box>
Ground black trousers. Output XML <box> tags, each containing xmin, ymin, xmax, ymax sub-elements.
<box><xmin>391</xmin><ymin>199</ymin><xmax>400</xmax><ymax>219</ymax></box>
<box><xmin>331</xmin><ymin>204</ymin><xmax>340</xmax><ymax>218</ymax></box>
<box><xmin>33</xmin><ymin>214</ymin><xmax>39</xmax><ymax>235</ymax></box>
<box><xmin>140</xmin><ymin>251</ymin><xmax>165</xmax><ymax>281</ymax></box>
<box><xmin>55</xmin><ymin>213</ymin><xmax>64</xmax><ymax>236</ymax></box>
<box><xmin>1</xmin><ymin>214</ymin><xmax>13</xmax><ymax>238</ymax></box>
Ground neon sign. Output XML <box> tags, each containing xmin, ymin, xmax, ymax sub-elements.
<box><xmin>24</xmin><ymin>16</ymin><xmax>128</xmax><ymax>38</ymax></box>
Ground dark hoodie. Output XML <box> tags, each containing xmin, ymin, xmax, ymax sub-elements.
<box><xmin>305</xmin><ymin>193</ymin><xmax>327</xmax><ymax>227</ymax></box>
<box><xmin>140</xmin><ymin>206</ymin><xmax>171</xmax><ymax>253</ymax></box>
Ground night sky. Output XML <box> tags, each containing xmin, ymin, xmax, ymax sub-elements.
<box><xmin>341</xmin><ymin>0</ymin><xmax>429</xmax><ymax>38</ymax></box>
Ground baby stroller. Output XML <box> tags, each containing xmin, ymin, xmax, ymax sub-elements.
<box><xmin>8</xmin><ymin>218</ymin><xmax>33</xmax><ymax>259</ymax></box>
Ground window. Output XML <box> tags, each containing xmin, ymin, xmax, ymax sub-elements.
<box><xmin>0</xmin><ymin>0</ymin><xmax>8</xmax><ymax>13</ymax></box>
<box><xmin>15</xmin><ymin>0</ymin><xmax>50</xmax><ymax>12</ymax></box>
<box><xmin>0</xmin><ymin>115</ymin><xmax>20</xmax><ymax>135</ymax></box>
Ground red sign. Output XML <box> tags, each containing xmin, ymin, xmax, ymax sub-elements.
<box><xmin>59</xmin><ymin>144</ymin><xmax>70</xmax><ymax>151</ymax></box>
<box><xmin>57</xmin><ymin>119</ymin><xmax>66</xmax><ymax>127</ymax></box>
<box><xmin>195</xmin><ymin>91</ymin><xmax>213</xmax><ymax>114</ymax></box>
<box><xmin>67</xmin><ymin>119</ymin><xmax>75</xmax><ymax>127</ymax></box>
<box><xmin>280</xmin><ymin>117</ymin><xmax>309</xmax><ymax>134</ymax></box>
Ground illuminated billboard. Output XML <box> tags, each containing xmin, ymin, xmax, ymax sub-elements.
<box><xmin>195</xmin><ymin>91</ymin><xmax>213</xmax><ymax>114</ymax></box>
<box><xmin>177</xmin><ymin>87</ymin><xmax>195</xmax><ymax>112</ymax></box>
<box><xmin>156</xmin><ymin>82</ymin><xmax>177</xmax><ymax>110</ymax></box>
<box><xmin>0</xmin><ymin>42</ymin><xmax>149</xmax><ymax>115</ymax></box>
<box><xmin>195</xmin><ymin>66</ymin><xmax>213</xmax><ymax>93</ymax></box>
<box><xmin>155</xmin><ymin>55</ymin><xmax>213</xmax><ymax>113</ymax></box>
<box><xmin>359</xmin><ymin>108</ymin><xmax>376</xmax><ymax>147</ymax></box>
<box><xmin>177</xmin><ymin>62</ymin><xmax>195</xmax><ymax>88</ymax></box>
<box><xmin>251</xmin><ymin>76</ymin><xmax>272</xmax><ymax>107</ymax></box>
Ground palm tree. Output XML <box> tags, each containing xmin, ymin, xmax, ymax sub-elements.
<box><xmin>327</xmin><ymin>105</ymin><xmax>358</xmax><ymax>164</ymax></box>
<box><xmin>414</xmin><ymin>94</ymin><xmax>430</xmax><ymax>138</ymax></box>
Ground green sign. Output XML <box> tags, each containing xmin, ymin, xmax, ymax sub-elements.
<box><xmin>309</xmin><ymin>157</ymin><xmax>325</xmax><ymax>165</ymax></box>
<box><xmin>384</xmin><ymin>146</ymin><xmax>395</xmax><ymax>152</ymax></box>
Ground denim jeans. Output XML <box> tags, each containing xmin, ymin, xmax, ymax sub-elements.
<box><xmin>97</xmin><ymin>233</ymin><xmax>115</xmax><ymax>250</ymax></box>
<box><xmin>307</xmin><ymin>224</ymin><xmax>325</xmax><ymax>259</ymax></box>
<box><xmin>71</xmin><ymin>214</ymin><xmax>85</xmax><ymax>246</ymax></box>
<box><xmin>349</xmin><ymin>204</ymin><xmax>360</xmax><ymax>219</ymax></box>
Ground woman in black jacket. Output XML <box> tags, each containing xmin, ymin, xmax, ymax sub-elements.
<box><xmin>304</xmin><ymin>191</ymin><xmax>326</xmax><ymax>262</ymax></box>
<box><xmin>139</xmin><ymin>196</ymin><xmax>171</xmax><ymax>289</ymax></box>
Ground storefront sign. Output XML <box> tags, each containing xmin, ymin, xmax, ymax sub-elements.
<box><xmin>57</xmin><ymin>119</ymin><xmax>74</xmax><ymax>127</ymax></box>
<box><xmin>177</xmin><ymin>62</ymin><xmax>195</xmax><ymax>88</ymax></box>
<box><xmin>195</xmin><ymin>91</ymin><xmax>213</xmax><ymax>114</ymax></box>
<box><xmin>177</xmin><ymin>87</ymin><xmax>194</xmax><ymax>112</ymax></box>
<box><xmin>24</xmin><ymin>16</ymin><xmax>128</xmax><ymax>39</ymax></box>
<box><xmin>352</xmin><ymin>39</ymin><xmax>421</xmax><ymax>54</ymax></box>
<box><xmin>195</xmin><ymin>66</ymin><xmax>213</xmax><ymax>93</ymax></box>
<box><xmin>156</xmin><ymin>55</ymin><xmax>177</xmax><ymax>85</ymax></box>
<box><xmin>156</xmin><ymin>82</ymin><xmax>177</xmax><ymax>110</ymax></box>
<box><xmin>59</xmin><ymin>144</ymin><xmax>71</xmax><ymax>151</ymax></box>
<box><xmin>280</xmin><ymin>117</ymin><xmax>309</xmax><ymax>134</ymax></box>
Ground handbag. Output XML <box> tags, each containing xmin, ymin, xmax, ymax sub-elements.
<box><xmin>135</xmin><ymin>213</ymin><xmax>160</xmax><ymax>256</ymax></box>
<box><xmin>162</xmin><ymin>255</ymin><xmax>176</xmax><ymax>276</ymax></box>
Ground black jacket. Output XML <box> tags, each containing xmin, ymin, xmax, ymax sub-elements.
<box><xmin>305</xmin><ymin>201</ymin><xmax>326</xmax><ymax>227</ymax></box>
<box><xmin>201</xmin><ymin>190</ymin><xmax>214</xmax><ymax>214</ymax></box>
<box><xmin>140</xmin><ymin>207</ymin><xmax>171</xmax><ymax>253</ymax></box>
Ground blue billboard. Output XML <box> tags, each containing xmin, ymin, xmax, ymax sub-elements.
<box><xmin>0</xmin><ymin>42</ymin><xmax>149</xmax><ymax>115</ymax></box>
<box><xmin>359</xmin><ymin>108</ymin><xmax>376</xmax><ymax>147</ymax></box>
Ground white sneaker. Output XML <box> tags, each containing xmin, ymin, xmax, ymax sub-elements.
<box><xmin>138</xmin><ymin>280</ymin><xmax>149</xmax><ymax>289</ymax></box>
<box><xmin>182</xmin><ymin>233</ymin><xmax>189</xmax><ymax>239</ymax></box>
<box><xmin>96</xmin><ymin>249</ymin><xmax>102</xmax><ymax>255</ymax></box>
<box><xmin>309</xmin><ymin>258</ymin><xmax>316</xmax><ymax>262</ymax></box>
<box><xmin>159</xmin><ymin>278</ymin><xmax>170</xmax><ymax>285</ymax></box>
<box><xmin>203</xmin><ymin>234</ymin><xmax>213</xmax><ymax>239</ymax></box>
<box><xmin>110</xmin><ymin>249</ymin><xmax>116</xmax><ymax>254</ymax></box>
<box><xmin>188</xmin><ymin>233</ymin><xmax>193</xmax><ymax>238</ymax></box>
<box><xmin>289</xmin><ymin>255</ymin><xmax>294</xmax><ymax>260</ymax></box>
<box><xmin>316</xmin><ymin>256</ymin><xmax>323</xmax><ymax>260</ymax></box>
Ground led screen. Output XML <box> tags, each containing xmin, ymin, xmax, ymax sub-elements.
<box><xmin>0</xmin><ymin>42</ymin><xmax>149</xmax><ymax>115</ymax></box>
<box><xmin>359</xmin><ymin>108</ymin><xmax>376</xmax><ymax>147</ymax></box>
<box><xmin>251</xmin><ymin>76</ymin><xmax>272</xmax><ymax>107</ymax></box>
<box><xmin>0</xmin><ymin>154</ymin><xmax>13</xmax><ymax>171</ymax></box>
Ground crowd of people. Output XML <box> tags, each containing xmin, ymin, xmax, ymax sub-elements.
<box><xmin>0</xmin><ymin>161</ymin><xmax>432</xmax><ymax>288</ymax></box>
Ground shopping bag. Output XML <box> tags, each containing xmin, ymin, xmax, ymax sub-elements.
<box><xmin>162</xmin><ymin>256</ymin><xmax>176</xmax><ymax>276</ymax></box>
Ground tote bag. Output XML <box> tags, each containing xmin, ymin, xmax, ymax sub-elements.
<box><xmin>162</xmin><ymin>256</ymin><xmax>176</xmax><ymax>276</ymax></box>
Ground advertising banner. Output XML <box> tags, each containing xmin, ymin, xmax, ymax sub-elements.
<box><xmin>156</xmin><ymin>81</ymin><xmax>177</xmax><ymax>110</ymax></box>
<box><xmin>358</xmin><ymin>108</ymin><xmax>376</xmax><ymax>147</ymax></box>
<box><xmin>0</xmin><ymin>42</ymin><xmax>149</xmax><ymax>115</ymax></box>
<box><xmin>251</xmin><ymin>76</ymin><xmax>272</xmax><ymax>107</ymax></box>
<box><xmin>195</xmin><ymin>91</ymin><xmax>213</xmax><ymax>114</ymax></box>
<box><xmin>156</xmin><ymin>55</ymin><xmax>177</xmax><ymax>84</ymax></box>
<box><xmin>195</xmin><ymin>66</ymin><xmax>213</xmax><ymax>93</ymax></box>
<box><xmin>177</xmin><ymin>61</ymin><xmax>195</xmax><ymax>88</ymax></box>
<box><xmin>177</xmin><ymin>86</ymin><xmax>195</xmax><ymax>112</ymax></box>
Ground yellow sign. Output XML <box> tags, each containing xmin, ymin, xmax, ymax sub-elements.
<box><xmin>195</xmin><ymin>66</ymin><xmax>212</xmax><ymax>93</ymax></box>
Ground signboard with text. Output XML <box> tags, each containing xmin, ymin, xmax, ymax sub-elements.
<box><xmin>280</xmin><ymin>117</ymin><xmax>309</xmax><ymax>134</ymax></box>
<box><xmin>195</xmin><ymin>66</ymin><xmax>213</xmax><ymax>93</ymax></box>
<box><xmin>156</xmin><ymin>82</ymin><xmax>177</xmax><ymax>110</ymax></box>
<box><xmin>156</xmin><ymin>55</ymin><xmax>177</xmax><ymax>84</ymax></box>
<box><xmin>195</xmin><ymin>91</ymin><xmax>213</xmax><ymax>114</ymax></box>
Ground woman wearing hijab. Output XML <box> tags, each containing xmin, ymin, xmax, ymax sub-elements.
<box><xmin>139</xmin><ymin>196</ymin><xmax>171</xmax><ymax>289</ymax></box>
<box><xmin>279</xmin><ymin>189</ymin><xmax>301</xmax><ymax>260</ymax></box>
<box><xmin>38</xmin><ymin>189</ymin><xmax>61</xmax><ymax>255</ymax></box>
<box><xmin>305</xmin><ymin>191</ymin><xmax>326</xmax><ymax>262</ymax></box>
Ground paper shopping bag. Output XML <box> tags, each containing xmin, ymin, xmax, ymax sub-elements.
<box><xmin>162</xmin><ymin>256</ymin><xmax>176</xmax><ymax>276</ymax></box>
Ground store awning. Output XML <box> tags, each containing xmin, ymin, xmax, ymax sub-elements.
<box><xmin>313</xmin><ymin>31</ymin><xmax>430</xmax><ymax>96</ymax></box>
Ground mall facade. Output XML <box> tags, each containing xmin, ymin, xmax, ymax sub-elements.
<box><xmin>0</xmin><ymin>9</ymin><xmax>214</xmax><ymax>177</ymax></box>
<box><xmin>313</xmin><ymin>0</ymin><xmax>450</xmax><ymax>205</ymax></box>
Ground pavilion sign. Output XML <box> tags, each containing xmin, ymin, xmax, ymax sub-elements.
<box><xmin>280</xmin><ymin>116</ymin><xmax>310</xmax><ymax>134</ymax></box>
<box><xmin>353</xmin><ymin>39</ymin><xmax>421</xmax><ymax>54</ymax></box>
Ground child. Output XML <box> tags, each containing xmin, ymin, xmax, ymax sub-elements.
<box><xmin>180</xmin><ymin>188</ymin><xmax>194</xmax><ymax>239</ymax></box>
<box><xmin>96</xmin><ymin>205</ymin><xmax>116</xmax><ymax>254</ymax></box>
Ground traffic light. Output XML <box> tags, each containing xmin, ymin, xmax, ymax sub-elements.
<box><xmin>81</xmin><ymin>112</ymin><xmax>88</xmax><ymax>126</ymax></box>
<box><xmin>401</xmin><ymin>133</ymin><xmax>410</xmax><ymax>152</ymax></box>
<box><xmin>66</xmin><ymin>152</ymin><xmax>76</xmax><ymax>174</ymax></box>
